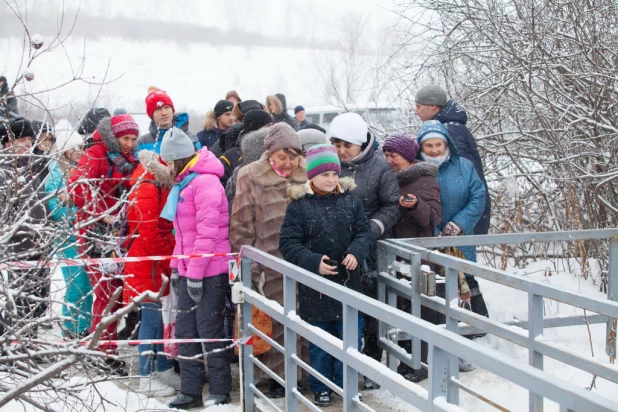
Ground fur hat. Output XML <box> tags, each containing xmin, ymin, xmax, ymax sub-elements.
<box><xmin>243</xmin><ymin>109</ymin><xmax>273</xmax><ymax>134</ymax></box>
<box><xmin>160</xmin><ymin>127</ymin><xmax>196</xmax><ymax>161</ymax></box>
<box><xmin>306</xmin><ymin>144</ymin><xmax>340</xmax><ymax>180</ymax></box>
<box><xmin>329</xmin><ymin>112</ymin><xmax>368</xmax><ymax>146</ymax></box>
<box><xmin>241</xmin><ymin>127</ymin><xmax>269</xmax><ymax>166</ymax></box>
<box><xmin>0</xmin><ymin>117</ymin><xmax>34</xmax><ymax>146</ymax></box>
<box><xmin>383</xmin><ymin>132</ymin><xmax>420</xmax><ymax>163</ymax></box>
<box><xmin>415</xmin><ymin>85</ymin><xmax>448</xmax><ymax>107</ymax></box>
<box><xmin>263</xmin><ymin>123</ymin><xmax>302</xmax><ymax>154</ymax></box>
<box><xmin>214</xmin><ymin>100</ymin><xmax>234</xmax><ymax>118</ymax></box>
<box><xmin>78</xmin><ymin>107</ymin><xmax>110</xmax><ymax>135</ymax></box>
<box><xmin>298</xmin><ymin>128</ymin><xmax>328</xmax><ymax>153</ymax></box>
<box><xmin>145</xmin><ymin>89</ymin><xmax>175</xmax><ymax>119</ymax></box>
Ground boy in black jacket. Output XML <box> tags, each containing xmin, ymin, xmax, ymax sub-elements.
<box><xmin>279</xmin><ymin>144</ymin><xmax>373</xmax><ymax>407</ymax></box>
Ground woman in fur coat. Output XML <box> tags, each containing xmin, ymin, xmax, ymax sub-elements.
<box><xmin>229</xmin><ymin>122</ymin><xmax>307</xmax><ymax>398</ymax></box>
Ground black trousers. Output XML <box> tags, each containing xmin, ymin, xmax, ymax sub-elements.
<box><xmin>175</xmin><ymin>274</ymin><xmax>232</xmax><ymax>396</ymax></box>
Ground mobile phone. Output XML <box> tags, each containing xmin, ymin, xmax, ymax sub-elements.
<box><xmin>324</xmin><ymin>259</ymin><xmax>339</xmax><ymax>267</ymax></box>
<box><xmin>404</xmin><ymin>195</ymin><xmax>416</xmax><ymax>202</ymax></box>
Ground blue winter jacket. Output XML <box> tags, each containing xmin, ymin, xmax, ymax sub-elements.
<box><xmin>416</xmin><ymin>120</ymin><xmax>486</xmax><ymax>262</ymax></box>
<box><xmin>45</xmin><ymin>161</ymin><xmax>77</xmax><ymax>225</ymax></box>
<box><xmin>434</xmin><ymin>101</ymin><xmax>490</xmax><ymax>235</ymax></box>
<box><xmin>136</xmin><ymin>112</ymin><xmax>201</xmax><ymax>154</ymax></box>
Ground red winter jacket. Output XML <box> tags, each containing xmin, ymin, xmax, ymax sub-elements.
<box><xmin>123</xmin><ymin>151</ymin><xmax>175</xmax><ymax>303</ymax></box>
<box><xmin>68</xmin><ymin>117</ymin><xmax>137</xmax><ymax>235</ymax></box>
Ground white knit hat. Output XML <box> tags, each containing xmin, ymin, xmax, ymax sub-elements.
<box><xmin>328</xmin><ymin>112</ymin><xmax>368</xmax><ymax>146</ymax></box>
<box><xmin>53</xmin><ymin>121</ymin><xmax>83</xmax><ymax>151</ymax></box>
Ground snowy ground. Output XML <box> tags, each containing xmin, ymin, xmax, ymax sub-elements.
<box><xmin>1</xmin><ymin>257</ymin><xmax>615</xmax><ymax>411</ymax></box>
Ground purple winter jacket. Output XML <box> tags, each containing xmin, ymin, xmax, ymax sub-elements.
<box><xmin>171</xmin><ymin>148</ymin><xmax>232</xmax><ymax>279</ymax></box>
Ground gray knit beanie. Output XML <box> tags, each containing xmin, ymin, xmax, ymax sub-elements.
<box><xmin>415</xmin><ymin>85</ymin><xmax>448</xmax><ymax>106</ymax></box>
<box><xmin>263</xmin><ymin>122</ymin><xmax>302</xmax><ymax>153</ymax></box>
<box><xmin>298</xmin><ymin>128</ymin><xmax>328</xmax><ymax>153</ymax></box>
<box><xmin>160</xmin><ymin>127</ymin><xmax>195</xmax><ymax>161</ymax></box>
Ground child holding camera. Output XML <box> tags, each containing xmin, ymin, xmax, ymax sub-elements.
<box><xmin>279</xmin><ymin>144</ymin><xmax>373</xmax><ymax>407</ymax></box>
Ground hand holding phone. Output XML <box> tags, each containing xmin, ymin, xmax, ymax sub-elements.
<box><xmin>319</xmin><ymin>256</ymin><xmax>339</xmax><ymax>275</ymax></box>
<box><xmin>399</xmin><ymin>194</ymin><xmax>418</xmax><ymax>208</ymax></box>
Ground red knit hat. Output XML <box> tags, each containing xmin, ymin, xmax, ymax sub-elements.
<box><xmin>110</xmin><ymin>114</ymin><xmax>139</xmax><ymax>138</ymax></box>
<box><xmin>145</xmin><ymin>88</ymin><xmax>175</xmax><ymax>119</ymax></box>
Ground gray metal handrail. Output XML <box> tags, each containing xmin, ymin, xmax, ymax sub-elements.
<box><xmin>236</xmin><ymin>245</ymin><xmax>618</xmax><ymax>412</ymax></box>
<box><xmin>378</xmin><ymin>229</ymin><xmax>618</xmax><ymax>411</ymax></box>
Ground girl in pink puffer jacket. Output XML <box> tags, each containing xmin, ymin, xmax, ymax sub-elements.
<box><xmin>160</xmin><ymin>127</ymin><xmax>232</xmax><ymax>409</ymax></box>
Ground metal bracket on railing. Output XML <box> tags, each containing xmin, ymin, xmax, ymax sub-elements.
<box><xmin>231</xmin><ymin>282</ymin><xmax>245</xmax><ymax>304</ymax></box>
<box><xmin>421</xmin><ymin>265</ymin><xmax>437</xmax><ymax>297</ymax></box>
<box><xmin>391</xmin><ymin>260</ymin><xmax>411</xmax><ymax>277</ymax></box>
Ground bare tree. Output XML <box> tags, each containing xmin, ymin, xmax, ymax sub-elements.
<box><xmin>387</xmin><ymin>0</ymin><xmax>618</xmax><ymax>278</ymax></box>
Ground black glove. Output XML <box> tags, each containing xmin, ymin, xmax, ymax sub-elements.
<box><xmin>171</xmin><ymin>269</ymin><xmax>179</xmax><ymax>296</ymax></box>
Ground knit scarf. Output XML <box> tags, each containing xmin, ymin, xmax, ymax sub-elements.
<box><xmin>107</xmin><ymin>151</ymin><xmax>138</xmax><ymax>175</ymax></box>
<box><xmin>160</xmin><ymin>156</ymin><xmax>200</xmax><ymax>221</ymax></box>
<box><xmin>421</xmin><ymin>148</ymin><xmax>450</xmax><ymax>167</ymax></box>
<box><xmin>310</xmin><ymin>181</ymin><xmax>341</xmax><ymax>196</ymax></box>
<box><xmin>269</xmin><ymin>157</ymin><xmax>291</xmax><ymax>178</ymax></box>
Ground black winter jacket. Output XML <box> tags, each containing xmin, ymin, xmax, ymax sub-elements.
<box><xmin>434</xmin><ymin>101</ymin><xmax>490</xmax><ymax>234</ymax></box>
<box><xmin>279</xmin><ymin>178</ymin><xmax>373</xmax><ymax>322</ymax></box>
<box><xmin>340</xmin><ymin>133</ymin><xmax>400</xmax><ymax>241</ymax></box>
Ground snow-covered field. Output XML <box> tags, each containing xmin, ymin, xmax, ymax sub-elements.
<box><xmin>1</xmin><ymin>256</ymin><xmax>614</xmax><ymax>412</ymax></box>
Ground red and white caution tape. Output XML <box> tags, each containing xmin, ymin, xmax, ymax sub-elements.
<box><xmin>12</xmin><ymin>336</ymin><xmax>253</xmax><ymax>347</ymax></box>
<box><xmin>0</xmin><ymin>252</ymin><xmax>239</xmax><ymax>270</ymax></box>
<box><xmin>86</xmin><ymin>336</ymin><xmax>253</xmax><ymax>346</ymax></box>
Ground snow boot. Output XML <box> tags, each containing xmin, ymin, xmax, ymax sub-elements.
<box><xmin>155</xmin><ymin>368</ymin><xmax>181</xmax><ymax>391</ymax></box>
<box><xmin>168</xmin><ymin>393</ymin><xmax>203</xmax><ymax>410</ymax></box>
<box><xmin>204</xmin><ymin>393</ymin><xmax>231</xmax><ymax>408</ymax></box>
<box><xmin>137</xmin><ymin>375</ymin><xmax>175</xmax><ymax>397</ymax></box>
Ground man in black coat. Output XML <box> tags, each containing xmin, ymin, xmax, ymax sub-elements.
<box><xmin>415</xmin><ymin>85</ymin><xmax>491</xmax><ymax>235</ymax></box>
<box><xmin>197</xmin><ymin>100</ymin><xmax>235</xmax><ymax>149</ymax></box>
<box><xmin>0</xmin><ymin>118</ymin><xmax>50</xmax><ymax>338</ymax></box>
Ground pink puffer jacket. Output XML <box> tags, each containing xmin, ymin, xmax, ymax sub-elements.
<box><xmin>172</xmin><ymin>148</ymin><xmax>232</xmax><ymax>279</ymax></box>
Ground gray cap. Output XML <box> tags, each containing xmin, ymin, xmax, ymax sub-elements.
<box><xmin>415</xmin><ymin>85</ymin><xmax>448</xmax><ymax>106</ymax></box>
<box><xmin>160</xmin><ymin>127</ymin><xmax>195</xmax><ymax>161</ymax></box>
<box><xmin>298</xmin><ymin>128</ymin><xmax>328</xmax><ymax>153</ymax></box>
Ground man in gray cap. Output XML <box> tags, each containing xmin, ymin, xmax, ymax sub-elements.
<box><xmin>415</xmin><ymin>84</ymin><xmax>490</xmax><ymax>236</ymax></box>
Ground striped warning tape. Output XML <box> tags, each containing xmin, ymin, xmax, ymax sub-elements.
<box><xmin>12</xmin><ymin>336</ymin><xmax>253</xmax><ymax>346</ymax></box>
<box><xmin>0</xmin><ymin>252</ymin><xmax>239</xmax><ymax>270</ymax></box>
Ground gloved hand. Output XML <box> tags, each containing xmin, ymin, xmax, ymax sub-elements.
<box><xmin>187</xmin><ymin>278</ymin><xmax>203</xmax><ymax>302</ymax></box>
<box><xmin>440</xmin><ymin>221</ymin><xmax>463</xmax><ymax>237</ymax></box>
<box><xmin>171</xmin><ymin>269</ymin><xmax>179</xmax><ymax>296</ymax></box>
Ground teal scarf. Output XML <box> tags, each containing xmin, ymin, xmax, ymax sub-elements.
<box><xmin>160</xmin><ymin>172</ymin><xmax>198</xmax><ymax>221</ymax></box>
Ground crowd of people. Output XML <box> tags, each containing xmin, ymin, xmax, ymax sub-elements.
<box><xmin>0</xmin><ymin>84</ymin><xmax>490</xmax><ymax>409</ymax></box>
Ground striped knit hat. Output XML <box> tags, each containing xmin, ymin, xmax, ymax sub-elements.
<box><xmin>306</xmin><ymin>144</ymin><xmax>341</xmax><ymax>180</ymax></box>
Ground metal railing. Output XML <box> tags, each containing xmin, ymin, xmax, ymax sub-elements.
<box><xmin>378</xmin><ymin>228</ymin><xmax>618</xmax><ymax>411</ymax></box>
<box><xmin>235</xmin><ymin>241</ymin><xmax>618</xmax><ymax>412</ymax></box>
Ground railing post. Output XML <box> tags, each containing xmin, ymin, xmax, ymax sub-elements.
<box><xmin>283</xmin><ymin>273</ymin><xmax>298</xmax><ymax>412</ymax></box>
<box><xmin>378</xmin><ymin>243</ymin><xmax>395</xmax><ymax>367</ymax></box>
<box><xmin>410</xmin><ymin>252</ymin><xmax>422</xmax><ymax>371</ymax></box>
<box><xmin>445</xmin><ymin>267</ymin><xmax>459</xmax><ymax>405</ymax></box>
<box><xmin>343</xmin><ymin>304</ymin><xmax>359</xmax><ymax>411</ymax></box>
<box><xmin>240</xmin><ymin>256</ymin><xmax>254</xmax><ymax>412</ymax></box>
<box><xmin>428</xmin><ymin>344</ymin><xmax>448</xmax><ymax>412</ymax></box>
<box><xmin>528</xmin><ymin>292</ymin><xmax>544</xmax><ymax>412</ymax></box>
<box><xmin>606</xmin><ymin>236</ymin><xmax>618</xmax><ymax>358</ymax></box>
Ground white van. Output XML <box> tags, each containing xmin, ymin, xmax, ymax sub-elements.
<box><xmin>290</xmin><ymin>104</ymin><xmax>404</xmax><ymax>134</ymax></box>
